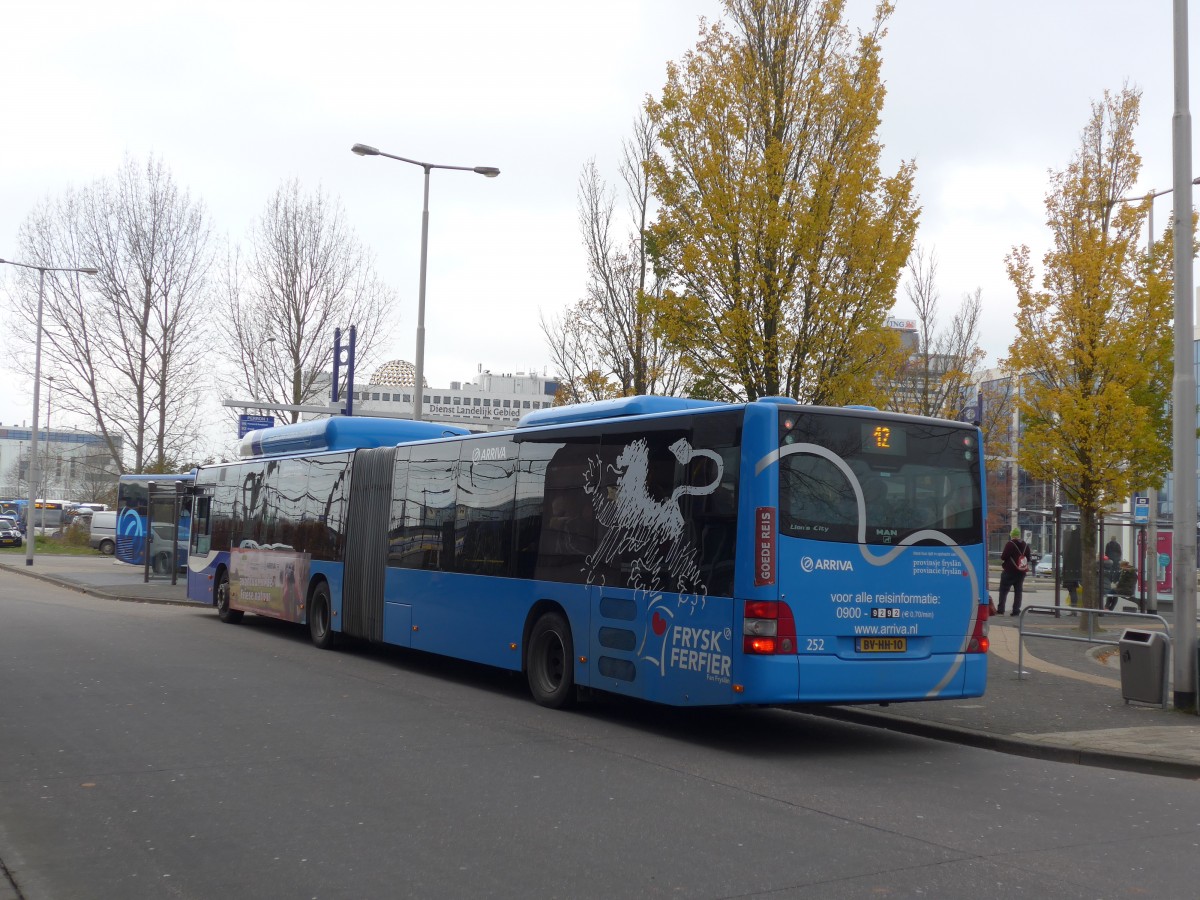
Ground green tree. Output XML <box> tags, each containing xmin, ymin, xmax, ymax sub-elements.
<box><xmin>1005</xmin><ymin>86</ymin><xmax>1173</xmax><ymax>615</ymax></box>
<box><xmin>646</xmin><ymin>0</ymin><xmax>916</xmax><ymax>404</ymax></box>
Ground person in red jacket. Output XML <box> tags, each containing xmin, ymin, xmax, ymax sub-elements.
<box><xmin>995</xmin><ymin>526</ymin><xmax>1032</xmax><ymax>616</ymax></box>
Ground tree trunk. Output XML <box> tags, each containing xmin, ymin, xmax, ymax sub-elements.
<box><xmin>1078</xmin><ymin>506</ymin><xmax>1101</xmax><ymax>632</ymax></box>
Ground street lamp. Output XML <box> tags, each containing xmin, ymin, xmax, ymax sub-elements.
<box><xmin>350</xmin><ymin>142</ymin><xmax>499</xmax><ymax>422</ymax></box>
<box><xmin>0</xmin><ymin>258</ymin><xmax>98</xmax><ymax>566</ymax></box>
<box><xmin>254</xmin><ymin>335</ymin><xmax>277</xmax><ymax>411</ymax></box>
<box><xmin>43</xmin><ymin>375</ymin><xmax>53</xmax><ymax>531</ymax></box>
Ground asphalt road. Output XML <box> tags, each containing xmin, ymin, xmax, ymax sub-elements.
<box><xmin>2</xmin><ymin>573</ymin><xmax>1200</xmax><ymax>899</ymax></box>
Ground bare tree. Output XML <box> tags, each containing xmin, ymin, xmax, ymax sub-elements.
<box><xmin>542</xmin><ymin>115</ymin><xmax>690</xmax><ymax>404</ymax></box>
<box><xmin>540</xmin><ymin>305</ymin><xmax>617</xmax><ymax>404</ymax></box>
<box><xmin>69</xmin><ymin>450</ymin><xmax>122</xmax><ymax>506</ymax></box>
<box><xmin>217</xmin><ymin>180</ymin><xmax>394</xmax><ymax>425</ymax></box>
<box><xmin>12</xmin><ymin>155</ymin><xmax>213</xmax><ymax>473</ymax></box>
<box><xmin>882</xmin><ymin>246</ymin><xmax>985</xmax><ymax>419</ymax></box>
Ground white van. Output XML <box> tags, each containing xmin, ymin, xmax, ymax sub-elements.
<box><xmin>89</xmin><ymin>510</ymin><xmax>117</xmax><ymax>555</ymax></box>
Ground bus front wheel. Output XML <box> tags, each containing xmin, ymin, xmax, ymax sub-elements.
<box><xmin>527</xmin><ymin>611</ymin><xmax>575</xmax><ymax>709</ymax></box>
<box><xmin>309</xmin><ymin>582</ymin><xmax>336</xmax><ymax>650</ymax></box>
<box><xmin>216</xmin><ymin>571</ymin><xmax>243</xmax><ymax>624</ymax></box>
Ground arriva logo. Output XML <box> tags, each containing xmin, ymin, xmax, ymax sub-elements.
<box><xmin>471</xmin><ymin>446</ymin><xmax>509</xmax><ymax>463</ymax></box>
<box><xmin>801</xmin><ymin>556</ymin><xmax>854</xmax><ymax>573</ymax></box>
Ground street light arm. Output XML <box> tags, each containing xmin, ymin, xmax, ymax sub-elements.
<box><xmin>0</xmin><ymin>258</ymin><xmax>98</xmax><ymax>275</ymax></box>
<box><xmin>350</xmin><ymin>143</ymin><xmax>499</xmax><ymax>177</ymax></box>
<box><xmin>1110</xmin><ymin>175</ymin><xmax>1200</xmax><ymax>207</ymax></box>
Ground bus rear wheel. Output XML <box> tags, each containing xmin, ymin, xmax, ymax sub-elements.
<box><xmin>309</xmin><ymin>582</ymin><xmax>336</xmax><ymax>650</ymax></box>
<box><xmin>216</xmin><ymin>571</ymin><xmax>243</xmax><ymax>624</ymax></box>
<box><xmin>527</xmin><ymin>611</ymin><xmax>575</xmax><ymax>709</ymax></box>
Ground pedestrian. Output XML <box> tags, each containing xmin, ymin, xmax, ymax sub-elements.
<box><xmin>995</xmin><ymin>526</ymin><xmax>1032</xmax><ymax>616</ymax></box>
<box><xmin>1103</xmin><ymin>535</ymin><xmax>1122</xmax><ymax>588</ymax></box>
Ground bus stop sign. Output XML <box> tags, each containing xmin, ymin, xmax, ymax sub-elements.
<box><xmin>1134</xmin><ymin>496</ymin><xmax>1149</xmax><ymax>524</ymax></box>
<box><xmin>238</xmin><ymin>414</ymin><xmax>275</xmax><ymax>438</ymax></box>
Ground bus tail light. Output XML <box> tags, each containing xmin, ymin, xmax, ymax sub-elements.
<box><xmin>744</xmin><ymin>600</ymin><xmax>797</xmax><ymax>655</ymax></box>
<box><xmin>967</xmin><ymin>602</ymin><xmax>989</xmax><ymax>654</ymax></box>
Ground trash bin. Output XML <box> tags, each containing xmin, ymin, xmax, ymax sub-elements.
<box><xmin>1118</xmin><ymin>629</ymin><xmax>1169</xmax><ymax>706</ymax></box>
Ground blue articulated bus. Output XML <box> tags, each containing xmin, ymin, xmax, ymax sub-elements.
<box><xmin>186</xmin><ymin>397</ymin><xmax>989</xmax><ymax>708</ymax></box>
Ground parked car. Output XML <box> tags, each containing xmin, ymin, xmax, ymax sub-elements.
<box><xmin>1035</xmin><ymin>554</ymin><xmax>1060</xmax><ymax>577</ymax></box>
<box><xmin>0</xmin><ymin>515</ymin><xmax>23</xmax><ymax>548</ymax></box>
<box><xmin>149</xmin><ymin>523</ymin><xmax>187</xmax><ymax>574</ymax></box>
<box><xmin>88</xmin><ymin>510</ymin><xmax>117</xmax><ymax>555</ymax></box>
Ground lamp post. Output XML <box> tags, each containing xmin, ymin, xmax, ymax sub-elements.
<box><xmin>1170</xmin><ymin>0</ymin><xmax>1197</xmax><ymax>711</ymax></box>
<box><xmin>0</xmin><ymin>258</ymin><xmax>98</xmax><ymax>566</ymax></box>
<box><xmin>254</xmin><ymin>335</ymin><xmax>277</xmax><ymax>411</ymax></box>
<box><xmin>350</xmin><ymin>143</ymin><xmax>499</xmax><ymax>422</ymax></box>
<box><xmin>43</xmin><ymin>375</ymin><xmax>53</xmax><ymax>531</ymax></box>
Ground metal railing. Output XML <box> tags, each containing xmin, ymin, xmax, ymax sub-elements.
<box><xmin>1013</xmin><ymin>605</ymin><xmax>1172</xmax><ymax>680</ymax></box>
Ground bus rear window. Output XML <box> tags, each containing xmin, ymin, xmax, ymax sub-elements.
<box><xmin>777</xmin><ymin>411</ymin><xmax>981</xmax><ymax>546</ymax></box>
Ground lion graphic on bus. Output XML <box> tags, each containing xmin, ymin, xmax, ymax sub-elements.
<box><xmin>581</xmin><ymin>436</ymin><xmax>723</xmax><ymax>673</ymax></box>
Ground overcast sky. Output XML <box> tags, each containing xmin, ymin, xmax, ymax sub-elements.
<box><xmin>1</xmin><ymin>1</ymin><xmax>1197</xmax><ymax>444</ymax></box>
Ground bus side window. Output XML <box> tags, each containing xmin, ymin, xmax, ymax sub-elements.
<box><xmin>688</xmin><ymin>443</ymin><xmax>739</xmax><ymax>597</ymax></box>
<box><xmin>942</xmin><ymin>484</ymin><xmax>974</xmax><ymax>529</ymax></box>
<box><xmin>535</xmin><ymin>439</ymin><xmax>597</xmax><ymax>584</ymax></box>
<box><xmin>513</xmin><ymin>442</ymin><xmax>552</xmax><ymax>579</ymax></box>
<box><xmin>403</xmin><ymin>445</ymin><xmax>459</xmax><ymax>572</ymax></box>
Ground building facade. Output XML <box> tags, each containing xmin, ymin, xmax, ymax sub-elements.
<box><xmin>351</xmin><ymin>361</ymin><xmax>559</xmax><ymax>431</ymax></box>
<box><xmin>0</xmin><ymin>425</ymin><xmax>121</xmax><ymax>504</ymax></box>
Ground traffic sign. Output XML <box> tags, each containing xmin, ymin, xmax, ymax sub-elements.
<box><xmin>238</xmin><ymin>414</ymin><xmax>275</xmax><ymax>438</ymax></box>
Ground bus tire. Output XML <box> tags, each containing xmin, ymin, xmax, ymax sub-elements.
<box><xmin>527</xmin><ymin>611</ymin><xmax>575</xmax><ymax>709</ymax></box>
<box><xmin>309</xmin><ymin>582</ymin><xmax>336</xmax><ymax>650</ymax></box>
<box><xmin>216</xmin><ymin>570</ymin><xmax>243</xmax><ymax>624</ymax></box>
<box><xmin>99</xmin><ymin>539</ymin><xmax>115</xmax><ymax>556</ymax></box>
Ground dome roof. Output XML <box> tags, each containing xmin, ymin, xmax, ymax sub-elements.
<box><xmin>369</xmin><ymin>359</ymin><xmax>426</xmax><ymax>388</ymax></box>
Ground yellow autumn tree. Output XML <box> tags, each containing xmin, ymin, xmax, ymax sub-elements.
<box><xmin>1006</xmin><ymin>86</ymin><xmax>1173</xmax><ymax>614</ymax></box>
<box><xmin>645</xmin><ymin>0</ymin><xmax>916</xmax><ymax>404</ymax></box>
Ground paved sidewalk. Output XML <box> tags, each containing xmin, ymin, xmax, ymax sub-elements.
<box><xmin>0</xmin><ymin>553</ymin><xmax>189</xmax><ymax>604</ymax></box>
<box><xmin>826</xmin><ymin>577</ymin><xmax>1200</xmax><ymax>779</ymax></box>
<box><xmin>3</xmin><ymin>556</ymin><xmax>1199</xmax><ymax>779</ymax></box>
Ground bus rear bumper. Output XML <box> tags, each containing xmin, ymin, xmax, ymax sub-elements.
<box><xmin>736</xmin><ymin>652</ymin><xmax>987</xmax><ymax>704</ymax></box>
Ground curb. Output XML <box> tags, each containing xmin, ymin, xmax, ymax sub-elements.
<box><xmin>4</xmin><ymin>565</ymin><xmax>196</xmax><ymax>608</ymax></box>
<box><xmin>813</xmin><ymin>705</ymin><xmax>1200</xmax><ymax>781</ymax></box>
